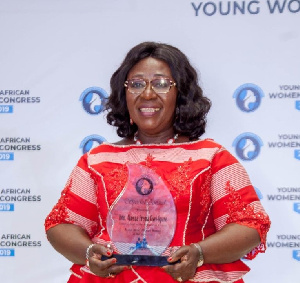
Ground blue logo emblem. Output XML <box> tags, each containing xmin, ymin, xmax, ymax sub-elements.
<box><xmin>293</xmin><ymin>203</ymin><xmax>300</xmax><ymax>214</ymax></box>
<box><xmin>232</xmin><ymin>132</ymin><xmax>263</xmax><ymax>161</ymax></box>
<box><xmin>296</xmin><ymin>100</ymin><xmax>300</xmax><ymax>111</ymax></box>
<box><xmin>254</xmin><ymin>187</ymin><xmax>263</xmax><ymax>200</ymax></box>
<box><xmin>80</xmin><ymin>135</ymin><xmax>106</xmax><ymax>154</ymax></box>
<box><xmin>295</xmin><ymin>150</ymin><xmax>300</xmax><ymax>160</ymax></box>
<box><xmin>79</xmin><ymin>87</ymin><xmax>108</xmax><ymax>115</ymax></box>
<box><xmin>233</xmin><ymin>83</ymin><xmax>264</xmax><ymax>112</ymax></box>
<box><xmin>293</xmin><ymin>250</ymin><xmax>300</xmax><ymax>261</ymax></box>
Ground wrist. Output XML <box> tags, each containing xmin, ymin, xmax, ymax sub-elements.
<box><xmin>86</xmin><ymin>243</ymin><xmax>95</xmax><ymax>266</ymax></box>
<box><xmin>191</xmin><ymin>242</ymin><xmax>204</xmax><ymax>267</ymax></box>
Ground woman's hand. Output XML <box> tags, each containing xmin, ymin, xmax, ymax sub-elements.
<box><xmin>87</xmin><ymin>244</ymin><xmax>128</xmax><ymax>278</ymax></box>
<box><xmin>162</xmin><ymin>244</ymin><xmax>200</xmax><ymax>282</ymax></box>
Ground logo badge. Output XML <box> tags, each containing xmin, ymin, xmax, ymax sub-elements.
<box><xmin>254</xmin><ymin>187</ymin><xmax>263</xmax><ymax>200</ymax></box>
<box><xmin>79</xmin><ymin>87</ymin><xmax>108</xmax><ymax>115</ymax></box>
<box><xmin>0</xmin><ymin>153</ymin><xmax>14</xmax><ymax>161</ymax></box>
<box><xmin>293</xmin><ymin>250</ymin><xmax>300</xmax><ymax>261</ymax></box>
<box><xmin>0</xmin><ymin>249</ymin><xmax>15</xmax><ymax>257</ymax></box>
<box><xmin>232</xmin><ymin>132</ymin><xmax>263</xmax><ymax>161</ymax></box>
<box><xmin>294</xmin><ymin>150</ymin><xmax>300</xmax><ymax>160</ymax></box>
<box><xmin>296</xmin><ymin>100</ymin><xmax>300</xmax><ymax>111</ymax></box>
<box><xmin>0</xmin><ymin>203</ymin><xmax>14</xmax><ymax>211</ymax></box>
<box><xmin>80</xmin><ymin>135</ymin><xmax>106</xmax><ymax>154</ymax></box>
<box><xmin>233</xmin><ymin>83</ymin><xmax>264</xmax><ymax>112</ymax></box>
<box><xmin>293</xmin><ymin>203</ymin><xmax>300</xmax><ymax>214</ymax></box>
<box><xmin>0</xmin><ymin>105</ymin><xmax>13</xmax><ymax>114</ymax></box>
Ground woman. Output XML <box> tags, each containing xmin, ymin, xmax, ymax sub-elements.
<box><xmin>45</xmin><ymin>42</ymin><xmax>271</xmax><ymax>283</ymax></box>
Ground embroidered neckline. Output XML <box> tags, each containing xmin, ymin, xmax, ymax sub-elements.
<box><xmin>100</xmin><ymin>138</ymin><xmax>215</xmax><ymax>149</ymax></box>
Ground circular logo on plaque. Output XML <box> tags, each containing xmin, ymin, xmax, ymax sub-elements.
<box><xmin>136</xmin><ymin>178</ymin><xmax>153</xmax><ymax>196</ymax></box>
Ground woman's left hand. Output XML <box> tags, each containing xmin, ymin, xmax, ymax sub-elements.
<box><xmin>162</xmin><ymin>244</ymin><xmax>200</xmax><ymax>282</ymax></box>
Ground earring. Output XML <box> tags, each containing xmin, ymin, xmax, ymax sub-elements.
<box><xmin>130</xmin><ymin>118</ymin><xmax>133</xmax><ymax>125</ymax></box>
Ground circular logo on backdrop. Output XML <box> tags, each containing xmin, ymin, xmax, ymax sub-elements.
<box><xmin>79</xmin><ymin>87</ymin><xmax>108</xmax><ymax>115</ymax></box>
<box><xmin>233</xmin><ymin>83</ymin><xmax>264</xmax><ymax>112</ymax></box>
<box><xmin>254</xmin><ymin>187</ymin><xmax>263</xmax><ymax>200</ymax></box>
<box><xmin>232</xmin><ymin>132</ymin><xmax>263</xmax><ymax>161</ymax></box>
<box><xmin>80</xmin><ymin>135</ymin><xmax>106</xmax><ymax>154</ymax></box>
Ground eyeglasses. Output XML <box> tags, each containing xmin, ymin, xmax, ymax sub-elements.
<box><xmin>124</xmin><ymin>78</ymin><xmax>176</xmax><ymax>95</ymax></box>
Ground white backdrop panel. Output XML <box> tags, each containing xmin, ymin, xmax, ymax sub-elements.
<box><xmin>0</xmin><ymin>1</ymin><xmax>299</xmax><ymax>282</ymax></box>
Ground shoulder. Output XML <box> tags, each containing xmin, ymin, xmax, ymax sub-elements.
<box><xmin>188</xmin><ymin>139</ymin><xmax>240</xmax><ymax>166</ymax></box>
<box><xmin>180</xmin><ymin>138</ymin><xmax>223</xmax><ymax>150</ymax></box>
<box><xmin>85</xmin><ymin>140</ymin><xmax>138</xmax><ymax>159</ymax></box>
<box><xmin>113</xmin><ymin>138</ymin><xmax>134</xmax><ymax>146</ymax></box>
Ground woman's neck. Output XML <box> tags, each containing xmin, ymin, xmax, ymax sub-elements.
<box><xmin>134</xmin><ymin>130</ymin><xmax>178</xmax><ymax>145</ymax></box>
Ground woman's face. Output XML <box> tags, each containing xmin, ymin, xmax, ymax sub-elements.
<box><xmin>126</xmin><ymin>57</ymin><xmax>177</xmax><ymax>137</ymax></box>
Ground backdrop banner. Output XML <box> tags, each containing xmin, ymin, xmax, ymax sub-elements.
<box><xmin>0</xmin><ymin>1</ymin><xmax>299</xmax><ymax>282</ymax></box>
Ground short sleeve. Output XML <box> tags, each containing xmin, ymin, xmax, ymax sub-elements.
<box><xmin>210</xmin><ymin>147</ymin><xmax>271</xmax><ymax>259</ymax></box>
<box><xmin>44</xmin><ymin>153</ymin><xmax>99</xmax><ymax>237</ymax></box>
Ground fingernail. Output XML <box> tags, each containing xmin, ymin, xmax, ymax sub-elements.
<box><xmin>112</xmin><ymin>258</ymin><xmax>117</xmax><ymax>263</ymax></box>
<box><xmin>107</xmin><ymin>250</ymin><xmax>112</xmax><ymax>256</ymax></box>
<box><xmin>168</xmin><ymin>257</ymin><xmax>172</xmax><ymax>261</ymax></box>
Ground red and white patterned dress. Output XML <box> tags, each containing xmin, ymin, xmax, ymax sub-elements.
<box><xmin>45</xmin><ymin>139</ymin><xmax>270</xmax><ymax>283</ymax></box>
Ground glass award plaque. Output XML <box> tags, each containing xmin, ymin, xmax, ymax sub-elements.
<box><xmin>106</xmin><ymin>163</ymin><xmax>177</xmax><ymax>266</ymax></box>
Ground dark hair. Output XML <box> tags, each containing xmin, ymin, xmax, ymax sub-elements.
<box><xmin>106</xmin><ymin>41</ymin><xmax>211</xmax><ymax>140</ymax></box>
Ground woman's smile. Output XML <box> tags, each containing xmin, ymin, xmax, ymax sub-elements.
<box><xmin>138</xmin><ymin>106</ymin><xmax>161</xmax><ymax>117</ymax></box>
<box><xmin>139</xmin><ymin>107</ymin><xmax>160</xmax><ymax>113</ymax></box>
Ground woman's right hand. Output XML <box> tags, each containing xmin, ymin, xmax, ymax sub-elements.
<box><xmin>87</xmin><ymin>244</ymin><xmax>128</xmax><ymax>278</ymax></box>
<box><xmin>46</xmin><ymin>224</ymin><xmax>129</xmax><ymax>277</ymax></box>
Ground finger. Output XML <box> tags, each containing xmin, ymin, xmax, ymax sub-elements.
<box><xmin>162</xmin><ymin>259</ymin><xmax>181</xmax><ymax>275</ymax></box>
<box><xmin>106</xmin><ymin>273</ymin><xmax>116</xmax><ymax>279</ymax></box>
<box><xmin>89</xmin><ymin>258</ymin><xmax>129</xmax><ymax>278</ymax></box>
<box><xmin>163</xmin><ymin>247</ymin><xmax>197</xmax><ymax>281</ymax></box>
<box><xmin>109</xmin><ymin>265</ymin><xmax>130</xmax><ymax>275</ymax></box>
<box><xmin>88</xmin><ymin>243</ymin><xmax>112</xmax><ymax>259</ymax></box>
<box><xmin>88</xmin><ymin>256</ymin><xmax>116</xmax><ymax>277</ymax></box>
<box><xmin>89</xmin><ymin>255</ymin><xmax>117</xmax><ymax>270</ymax></box>
<box><xmin>92</xmin><ymin>243</ymin><xmax>113</xmax><ymax>255</ymax></box>
<box><xmin>176</xmin><ymin>276</ymin><xmax>184</xmax><ymax>282</ymax></box>
<box><xmin>162</xmin><ymin>264</ymin><xmax>183</xmax><ymax>281</ymax></box>
<box><xmin>163</xmin><ymin>262</ymin><xmax>193</xmax><ymax>282</ymax></box>
<box><xmin>168</xmin><ymin>246</ymin><xmax>190</xmax><ymax>263</ymax></box>
<box><xmin>104</xmin><ymin>266</ymin><xmax>130</xmax><ymax>279</ymax></box>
